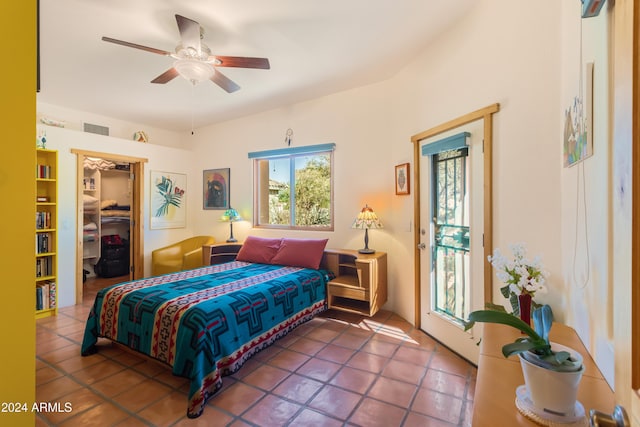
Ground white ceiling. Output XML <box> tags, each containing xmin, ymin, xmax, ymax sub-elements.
<box><xmin>37</xmin><ymin>0</ymin><xmax>475</xmax><ymax>132</ymax></box>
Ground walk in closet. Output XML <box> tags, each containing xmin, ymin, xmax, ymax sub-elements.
<box><xmin>82</xmin><ymin>157</ymin><xmax>131</xmax><ymax>279</ymax></box>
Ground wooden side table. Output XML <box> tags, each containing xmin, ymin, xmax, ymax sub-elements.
<box><xmin>321</xmin><ymin>249</ymin><xmax>387</xmax><ymax>317</ymax></box>
<box><xmin>203</xmin><ymin>242</ymin><xmax>243</xmax><ymax>266</ymax></box>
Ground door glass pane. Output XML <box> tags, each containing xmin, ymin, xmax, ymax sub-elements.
<box><xmin>433</xmin><ymin>148</ymin><xmax>470</xmax><ymax>323</ymax></box>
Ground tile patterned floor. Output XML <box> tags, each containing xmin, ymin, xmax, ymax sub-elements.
<box><xmin>35</xmin><ymin>277</ymin><xmax>476</xmax><ymax>426</ymax></box>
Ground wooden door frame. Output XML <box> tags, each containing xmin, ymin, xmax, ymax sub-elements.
<box><xmin>410</xmin><ymin>103</ymin><xmax>500</xmax><ymax>328</ymax></box>
<box><xmin>630</xmin><ymin>0</ymin><xmax>640</xmax><ymax>401</ymax></box>
<box><xmin>72</xmin><ymin>149</ymin><xmax>147</xmax><ymax>304</ymax></box>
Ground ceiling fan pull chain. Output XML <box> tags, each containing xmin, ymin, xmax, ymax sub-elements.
<box><xmin>191</xmin><ymin>83</ymin><xmax>195</xmax><ymax>135</ymax></box>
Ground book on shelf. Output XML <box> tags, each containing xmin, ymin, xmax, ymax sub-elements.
<box><xmin>36</xmin><ymin>286</ymin><xmax>42</xmax><ymax>310</ymax></box>
<box><xmin>36</xmin><ymin>282</ymin><xmax>54</xmax><ymax>311</ymax></box>
<box><xmin>36</xmin><ymin>233</ymin><xmax>51</xmax><ymax>254</ymax></box>
<box><xmin>48</xmin><ymin>282</ymin><xmax>56</xmax><ymax>309</ymax></box>
<box><xmin>36</xmin><ymin>211</ymin><xmax>52</xmax><ymax>229</ymax></box>
<box><xmin>36</xmin><ymin>257</ymin><xmax>51</xmax><ymax>278</ymax></box>
<box><xmin>37</xmin><ymin>196</ymin><xmax>50</xmax><ymax>202</ymax></box>
<box><xmin>36</xmin><ymin>164</ymin><xmax>52</xmax><ymax>179</ymax></box>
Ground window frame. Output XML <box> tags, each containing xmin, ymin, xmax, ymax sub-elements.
<box><xmin>249</xmin><ymin>144</ymin><xmax>335</xmax><ymax>231</ymax></box>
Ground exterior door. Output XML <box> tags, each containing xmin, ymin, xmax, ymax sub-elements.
<box><xmin>419</xmin><ymin>120</ymin><xmax>485</xmax><ymax>364</ymax></box>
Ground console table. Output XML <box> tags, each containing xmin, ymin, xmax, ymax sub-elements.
<box><xmin>473</xmin><ymin>323</ymin><xmax>615</xmax><ymax>425</ymax></box>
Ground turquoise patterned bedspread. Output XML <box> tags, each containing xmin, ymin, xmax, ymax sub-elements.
<box><xmin>81</xmin><ymin>261</ymin><xmax>328</xmax><ymax>418</ymax></box>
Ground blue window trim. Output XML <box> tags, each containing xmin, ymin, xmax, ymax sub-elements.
<box><xmin>248</xmin><ymin>143</ymin><xmax>336</xmax><ymax>159</ymax></box>
<box><xmin>421</xmin><ymin>132</ymin><xmax>470</xmax><ymax>156</ymax></box>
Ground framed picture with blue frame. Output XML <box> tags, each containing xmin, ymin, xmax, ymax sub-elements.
<box><xmin>203</xmin><ymin>168</ymin><xmax>230</xmax><ymax>210</ymax></box>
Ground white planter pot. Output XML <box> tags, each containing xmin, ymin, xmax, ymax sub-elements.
<box><xmin>518</xmin><ymin>343</ymin><xmax>584</xmax><ymax>417</ymax></box>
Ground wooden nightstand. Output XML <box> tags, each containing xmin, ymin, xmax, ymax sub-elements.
<box><xmin>321</xmin><ymin>249</ymin><xmax>387</xmax><ymax>317</ymax></box>
<box><xmin>203</xmin><ymin>242</ymin><xmax>243</xmax><ymax>265</ymax></box>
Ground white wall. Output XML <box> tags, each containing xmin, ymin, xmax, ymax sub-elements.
<box><xmin>37</xmin><ymin>102</ymin><xmax>187</xmax><ymax>149</ymax></box>
<box><xmin>187</xmin><ymin>82</ymin><xmax>398</xmax><ymax>297</ymax></box>
<box><xmin>559</xmin><ymin>3</ymin><xmax>614</xmax><ymax>385</ymax></box>
<box><xmin>389</xmin><ymin>0</ymin><xmax>564</xmax><ymax>320</ymax></box>
<box><xmin>186</xmin><ymin>0</ymin><xmax>566</xmax><ymax>327</ymax></box>
<box><xmin>37</xmin><ymin>124</ymin><xmax>195</xmax><ymax>307</ymax></box>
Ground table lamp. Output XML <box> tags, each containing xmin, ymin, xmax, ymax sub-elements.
<box><xmin>220</xmin><ymin>208</ymin><xmax>242</xmax><ymax>242</ymax></box>
<box><xmin>351</xmin><ymin>204</ymin><xmax>383</xmax><ymax>254</ymax></box>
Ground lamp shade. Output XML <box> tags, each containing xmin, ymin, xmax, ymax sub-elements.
<box><xmin>174</xmin><ymin>58</ymin><xmax>214</xmax><ymax>84</ymax></box>
<box><xmin>351</xmin><ymin>205</ymin><xmax>383</xmax><ymax>229</ymax></box>
<box><xmin>220</xmin><ymin>208</ymin><xmax>242</xmax><ymax>222</ymax></box>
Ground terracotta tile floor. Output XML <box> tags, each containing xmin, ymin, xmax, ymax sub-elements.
<box><xmin>35</xmin><ymin>277</ymin><xmax>476</xmax><ymax>426</ymax></box>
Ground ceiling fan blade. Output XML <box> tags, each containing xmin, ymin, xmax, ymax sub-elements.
<box><xmin>175</xmin><ymin>14</ymin><xmax>201</xmax><ymax>52</ymax></box>
<box><xmin>210</xmin><ymin>70</ymin><xmax>240</xmax><ymax>93</ymax></box>
<box><xmin>214</xmin><ymin>56</ymin><xmax>270</xmax><ymax>69</ymax></box>
<box><xmin>151</xmin><ymin>68</ymin><xmax>179</xmax><ymax>84</ymax></box>
<box><xmin>102</xmin><ymin>36</ymin><xmax>171</xmax><ymax>56</ymax></box>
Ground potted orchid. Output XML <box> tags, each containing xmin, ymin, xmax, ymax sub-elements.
<box><xmin>465</xmin><ymin>244</ymin><xmax>585</xmax><ymax>419</ymax></box>
<box><xmin>465</xmin><ymin>306</ymin><xmax>584</xmax><ymax>418</ymax></box>
<box><xmin>486</xmin><ymin>243</ymin><xmax>548</xmax><ymax>324</ymax></box>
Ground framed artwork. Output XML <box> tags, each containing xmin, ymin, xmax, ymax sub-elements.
<box><xmin>563</xmin><ymin>62</ymin><xmax>594</xmax><ymax>167</ymax></box>
<box><xmin>150</xmin><ymin>171</ymin><xmax>186</xmax><ymax>229</ymax></box>
<box><xmin>203</xmin><ymin>168</ymin><xmax>230</xmax><ymax>210</ymax></box>
<box><xmin>395</xmin><ymin>163</ymin><xmax>410</xmax><ymax>195</ymax></box>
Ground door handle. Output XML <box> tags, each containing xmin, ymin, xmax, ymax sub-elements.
<box><xmin>590</xmin><ymin>405</ymin><xmax>630</xmax><ymax>427</ymax></box>
<box><xmin>417</xmin><ymin>243</ymin><xmax>426</xmax><ymax>250</ymax></box>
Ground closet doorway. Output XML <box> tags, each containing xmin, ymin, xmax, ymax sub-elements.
<box><xmin>72</xmin><ymin>149</ymin><xmax>147</xmax><ymax>304</ymax></box>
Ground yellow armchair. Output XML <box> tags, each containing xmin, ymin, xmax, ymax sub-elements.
<box><xmin>151</xmin><ymin>236</ymin><xmax>216</xmax><ymax>276</ymax></box>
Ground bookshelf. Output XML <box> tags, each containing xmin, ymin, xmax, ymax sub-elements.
<box><xmin>36</xmin><ymin>149</ymin><xmax>57</xmax><ymax>318</ymax></box>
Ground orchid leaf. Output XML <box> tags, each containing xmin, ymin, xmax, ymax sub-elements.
<box><xmin>532</xmin><ymin>304</ymin><xmax>553</xmax><ymax>344</ymax></box>
<box><xmin>541</xmin><ymin>350</ymin><xmax>571</xmax><ymax>365</ymax></box>
<box><xmin>509</xmin><ymin>292</ymin><xmax>520</xmax><ymax>316</ymax></box>
<box><xmin>465</xmin><ymin>310</ymin><xmax>542</xmax><ymax>340</ymax></box>
<box><xmin>500</xmin><ymin>284</ymin><xmax>511</xmax><ymax>299</ymax></box>
<box><xmin>502</xmin><ymin>340</ymin><xmax>539</xmax><ymax>358</ymax></box>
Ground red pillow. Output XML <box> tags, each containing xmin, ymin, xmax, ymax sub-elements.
<box><xmin>270</xmin><ymin>238</ymin><xmax>329</xmax><ymax>269</ymax></box>
<box><xmin>236</xmin><ymin>236</ymin><xmax>282</xmax><ymax>264</ymax></box>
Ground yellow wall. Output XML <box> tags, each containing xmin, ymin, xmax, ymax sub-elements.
<box><xmin>0</xmin><ymin>2</ymin><xmax>36</xmax><ymax>426</ymax></box>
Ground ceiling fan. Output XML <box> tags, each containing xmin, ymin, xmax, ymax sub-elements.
<box><xmin>102</xmin><ymin>14</ymin><xmax>270</xmax><ymax>93</ymax></box>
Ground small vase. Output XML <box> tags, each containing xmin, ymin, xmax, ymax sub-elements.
<box><xmin>518</xmin><ymin>293</ymin><xmax>532</xmax><ymax>326</ymax></box>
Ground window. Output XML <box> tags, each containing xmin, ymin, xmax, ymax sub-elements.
<box><xmin>249</xmin><ymin>144</ymin><xmax>334</xmax><ymax>230</ymax></box>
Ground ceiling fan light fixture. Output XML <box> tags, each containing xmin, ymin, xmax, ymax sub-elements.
<box><xmin>174</xmin><ymin>58</ymin><xmax>214</xmax><ymax>84</ymax></box>
<box><xmin>102</xmin><ymin>14</ymin><xmax>268</xmax><ymax>92</ymax></box>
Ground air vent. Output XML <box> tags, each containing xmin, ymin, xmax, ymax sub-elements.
<box><xmin>83</xmin><ymin>122</ymin><xmax>109</xmax><ymax>136</ymax></box>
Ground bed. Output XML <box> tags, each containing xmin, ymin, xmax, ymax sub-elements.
<box><xmin>81</xmin><ymin>237</ymin><xmax>330</xmax><ymax>418</ymax></box>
